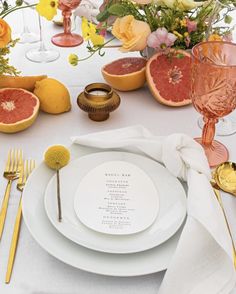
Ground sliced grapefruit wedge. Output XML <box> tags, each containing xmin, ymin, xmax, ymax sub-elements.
<box><xmin>146</xmin><ymin>50</ymin><xmax>192</xmax><ymax>107</ymax></box>
<box><xmin>0</xmin><ymin>88</ymin><xmax>40</xmax><ymax>133</ymax></box>
<box><xmin>102</xmin><ymin>57</ymin><xmax>147</xmax><ymax>91</ymax></box>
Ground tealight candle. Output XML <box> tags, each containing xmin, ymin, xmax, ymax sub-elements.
<box><xmin>77</xmin><ymin>83</ymin><xmax>120</xmax><ymax>121</ymax></box>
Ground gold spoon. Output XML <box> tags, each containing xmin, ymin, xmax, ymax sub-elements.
<box><xmin>211</xmin><ymin>169</ymin><xmax>236</xmax><ymax>268</ymax></box>
<box><xmin>215</xmin><ymin>162</ymin><xmax>236</xmax><ymax>197</ymax></box>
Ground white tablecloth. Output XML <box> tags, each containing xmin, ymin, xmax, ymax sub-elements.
<box><xmin>1</xmin><ymin>7</ymin><xmax>236</xmax><ymax>294</ymax></box>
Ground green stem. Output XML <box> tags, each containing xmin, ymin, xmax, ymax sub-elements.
<box><xmin>2</xmin><ymin>4</ymin><xmax>36</xmax><ymax>19</ymax></box>
<box><xmin>79</xmin><ymin>37</ymin><xmax>116</xmax><ymax>62</ymax></box>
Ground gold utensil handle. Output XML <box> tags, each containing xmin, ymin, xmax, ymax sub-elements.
<box><xmin>214</xmin><ymin>188</ymin><xmax>236</xmax><ymax>268</ymax></box>
<box><xmin>5</xmin><ymin>198</ymin><xmax>22</xmax><ymax>284</ymax></box>
<box><xmin>0</xmin><ymin>180</ymin><xmax>13</xmax><ymax>239</ymax></box>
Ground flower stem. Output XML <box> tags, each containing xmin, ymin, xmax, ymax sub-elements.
<box><xmin>79</xmin><ymin>37</ymin><xmax>116</xmax><ymax>62</ymax></box>
<box><xmin>1</xmin><ymin>4</ymin><xmax>36</xmax><ymax>19</ymax></box>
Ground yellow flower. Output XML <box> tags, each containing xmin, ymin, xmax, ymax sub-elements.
<box><xmin>208</xmin><ymin>34</ymin><xmax>223</xmax><ymax>41</ymax></box>
<box><xmin>180</xmin><ymin>19</ymin><xmax>187</xmax><ymax>27</ymax></box>
<box><xmin>44</xmin><ymin>145</ymin><xmax>70</xmax><ymax>170</ymax></box>
<box><xmin>112</xmin><ymin>15</ymin><xmax>151</xmax><ymax>52</ymax></box>
<box><xmin>68</xmin><ymin>54</ymin><xmax>79</xmax><ymax>66</ymax></box>
<box><xmin>0</xmin><ymin>19</ymin><xmax>11</xmax><ymax>48</ymax></box>
<box><xmin>82</xmin><ymin>17</ymin><xmax>104</xmax><ymax>46</ymax></box>
<box><xmin>173</xmin><ymin>30</ymin><xmax>183</xmax><ymax>39</ymax></box>
<box><xmin>156</xmin><ymin>0</ymin><xmax>204</xmax><ymax>10</ymax></box>
<box><xmin>36</xmin><ymin>0</ymin><xmax>58</xmax><ymax>21</ymax></box>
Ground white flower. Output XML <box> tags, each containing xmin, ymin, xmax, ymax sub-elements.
<box><xmin>74</xmin><ymin>0</ymin><xmax>100</xmax><ymax>24</ymax></box>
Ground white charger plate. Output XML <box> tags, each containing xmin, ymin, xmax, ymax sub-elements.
<box><xmin>44</xmin><ymin>152</ymin><xmax>186</xmax><ymax>254</ymax></box>
<box><xmin>22</xmin><ymin>144</ymin><xmax>185</xmax><ymax>276</ymax></box>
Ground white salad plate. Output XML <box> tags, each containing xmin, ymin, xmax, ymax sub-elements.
<box><xmin>22</xmin><ymin>145</ymin><xmax>185</xmax><ymax>276</ymax></box>
<box><xmin>44</xmin><ymin>151</ymin><xmax>186</xmax><ymax>254</ymax></box>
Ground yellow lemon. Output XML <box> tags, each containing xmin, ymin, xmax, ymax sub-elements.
<box><xmin>34</xmin><ymin>78</ymin><xmax>71</xmax><ymax>114</ymax></box>
<box><xmin>44</xmin><ymin>145</ymin><xmax>70</xmax><ymax>170</ymax></box>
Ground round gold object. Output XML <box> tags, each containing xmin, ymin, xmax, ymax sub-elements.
<box><xmin>215</xmin><ymin>161</ymin><xmax>236</xmax><ymax>196</ymax></box>
<box><xmin>77</xmin><ymin>83</ymin><xmax>120</xmax><ymax>121</ymax></box>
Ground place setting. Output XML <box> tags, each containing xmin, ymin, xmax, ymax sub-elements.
<box><xmin>1</xmin><ymin>0</ymin><xmax>236</xmax><ymax>293</ymax></box>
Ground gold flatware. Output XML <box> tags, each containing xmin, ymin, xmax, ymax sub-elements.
<box><xmin>0</xmin><ymin>149</ymin><xmax>23</xmax><ymax>240</ymax></box>
<box><xmin>215</xmin><ymin>162</ymin><xmax>236</xmax><ymax>197</ymax></box>
<box><xmin>211</xmin><ymin>170</ymin><xmax>236</xmax><ymax>268</ymax></box>
<box><xmin>5</xmin><ymin>159</ymin><xmax>36</xmax><ymax>284</ymax></box>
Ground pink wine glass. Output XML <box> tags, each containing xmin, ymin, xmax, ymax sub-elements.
<box><xmin>191</xmin><ymin>41</ymin><xmax>236</xmax><ymax>167</ymax></box>
<box><xmin>51</xmin><ymin>0</ymin><xmax>83</xmax><ymax>47</ymax></box>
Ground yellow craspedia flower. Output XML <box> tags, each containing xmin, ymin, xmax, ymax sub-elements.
<box><xmin>0</xmin><ymin>19</ymin><xmax>11</xmax><ymax>48</ymax></box>
<box><xmin>68</xmin><ymin>54</ymin><xmax>79</xmax><ymax>66</ymax></box>
<box><xmin>44</xmin><ymin>145</ymin><xmax>70</xmax><ymax>170</ymax></box>
<box><xmin>208</xmin><ymin>34</ymin><xmax>223</xmax><ymax>41</ymax></box>
<box><xmin>36</xmin><ymin>0</ymin><xmax>58</xmax><ymax>21</ymax></box>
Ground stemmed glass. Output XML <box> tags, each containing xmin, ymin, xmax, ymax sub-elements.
<box><xmin>191</xmin><ymin>41</ymin><xmax>236</xmax><ymax>167</ymax></box>
<box><xmin>18</xmin><ymin>9</ymin><xmax>39</xmax><ymax>44</ymax></box>
<box><xmin>198</xmin><ymin>0</ymin><xmax>236</xmax><ymax>136</ymax></box>
<box><xmin>26</xmin><ymin>14</ymin><xmax>60</xmax><ymax>63</ymax></box>
<box><xmin>51</xmin><ymin>0</ymin><xmax>83</xmax><ymax>47</ymax></box>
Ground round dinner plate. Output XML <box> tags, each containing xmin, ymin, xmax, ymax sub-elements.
<box><xmin>22</xmin><ymin>145</ymin><xmax>185</xmax><ymax>276</ymax></box>
<box><xmin>44</xmin><ymin>152</ymin><xmax>186</xmax><ymax>254</ymax></box>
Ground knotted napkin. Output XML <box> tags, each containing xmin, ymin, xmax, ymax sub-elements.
<box><xmin>72</xmin><ymin>125</ymin><xmax>236</xmax><ymax>294</ymax></box>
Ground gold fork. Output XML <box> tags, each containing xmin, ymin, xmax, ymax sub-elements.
<box><xmin>0</xmin><ymin>149</ymin><xmax>23</xmax><ymax>239</ymax></box>
<box><xmin>5</xmin><ymin>159</ymin><xmax>36</xmax><ymax>284</ymax></box>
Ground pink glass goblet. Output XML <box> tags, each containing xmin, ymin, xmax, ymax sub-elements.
<box><xmin>191</xmin><ymin>41</ymin><xmax>236</xmax><ymax>167</ymax></box>
<box><xmin>51</xmin><ymin>0</ymin><xmax>83</xmax><ymax>47</ymax></box>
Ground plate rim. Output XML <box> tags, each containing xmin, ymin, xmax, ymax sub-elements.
<box><xmin>44</xmin><ymin>151</ymin><xmax>187</xmax><ymax>254</ymax></box>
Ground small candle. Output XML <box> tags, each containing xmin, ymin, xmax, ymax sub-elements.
<box><xmin>89</xmin><ymin>89</ymin><xmax>109</xmax><ymax>96</ymax></box>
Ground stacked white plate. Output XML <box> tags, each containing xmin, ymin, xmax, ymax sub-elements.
<box><xmin>22</xmin><ymin>146</ymin><xmax>187</xmax><ymax>276</ymax></box>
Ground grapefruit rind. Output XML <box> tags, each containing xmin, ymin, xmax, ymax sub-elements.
<box><xmin>102</xmin><ymin>57</ymin><xmax>147</xmax><ymax>92</ymax></box>
<box><xmin>0</xmin><ymin>75</ymin><xmax>47</xmax><ymax>92</ymax></box>
<box><xmin>146</xmin><ymin>50</ymin><xmax>192</xmax><ymax>107</ymax></box>
<box><xmin>0</xmin><ymin>88</ymin><xmax>40</xmax><ymax>133</ymax></box>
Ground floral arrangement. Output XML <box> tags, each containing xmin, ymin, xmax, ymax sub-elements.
<box><xmin>69</xmin><ymin>0</ymin><xmax>236</xmax><ymax>65</ymax></box>
<box><xmin>0</xmin><ymin>0</ymin><xmax>37</xmax><ymax>75</ymax></box>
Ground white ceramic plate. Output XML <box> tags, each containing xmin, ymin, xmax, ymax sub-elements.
<box><xmin>22</xmin><ymin>145</ymin><xmax>185</xmax><ymax>276</ymax></box>
<box><xmin>44</xmin><ymin>152</ymin><xmax>186</xmax><ymax>254</ymax></box>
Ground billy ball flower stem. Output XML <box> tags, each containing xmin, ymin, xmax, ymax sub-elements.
<box><xmin>44</xmin><ymin>145</ymin><xmax>70</xmax><ymax>222</ymax></box>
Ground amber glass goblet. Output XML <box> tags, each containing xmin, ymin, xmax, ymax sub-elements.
<box><xmin>51</xmin><ymin>0</ymin><xmax>83</xmax><ymax>47</ymax></box>
<box><xmin>191</xmin><ymin>41</ymin><xmax>236</xmax><ymax>167</ymax></box>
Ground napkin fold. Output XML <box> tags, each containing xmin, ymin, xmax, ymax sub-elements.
<box><xmin>72</xmin><ymin>125</ymin><xmax>236</xmax><ymax>294</ymax></box>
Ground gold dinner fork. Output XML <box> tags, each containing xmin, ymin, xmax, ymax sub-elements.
<box><xmin>5</xmin><ymin>159</ymin><xmax>36</xmax><ymax>284</ymax></box>
<box><xmin>0</xmin><ymin>149</ymin><xmax>23</xmax><ymax>240</ymax></box>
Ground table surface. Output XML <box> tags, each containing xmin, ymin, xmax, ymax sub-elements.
<box><xmin>1</xmin><ymin>6</ymin><xmax>236</xmax><ymax>294</ymax></box>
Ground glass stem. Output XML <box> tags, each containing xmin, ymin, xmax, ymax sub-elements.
<box><xmin>202</xmin><ymin>117</ymin><xmax>217</xmax><ymax>146</ymax></box>
<box><xmin>63</xmin><ymin>10</ymin><xmax>72</xmax><ymax>34</ymax></box>
<box><xmin>38</xmin><ymin>15</ymin><xmax>46</xmax><ymax>52</ymax></box>
<box><xmin>22</xmin><ymin>9</ymin><xmax>30</xmax><ymax>34</ymax></box>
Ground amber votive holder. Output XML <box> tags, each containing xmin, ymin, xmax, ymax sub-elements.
<box><xmin>77</xmin><ymin>83</ymin><xmax>120</xmax><ymax>121</ymax></box>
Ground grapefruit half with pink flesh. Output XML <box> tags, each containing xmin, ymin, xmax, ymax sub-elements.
<box><xmin>102</xmin><ymin>57</ymin><xmax>147</xmax><ymax>91</ymax></box>
<box><xmin>0</xmin><ymin>88</ymin><xmax>40</xmax><ymax>133</ymax></box>
<box><xmin>146</xmin><ymin>50</ymin><xmax>192</xmax><ymax>107</ymax></box>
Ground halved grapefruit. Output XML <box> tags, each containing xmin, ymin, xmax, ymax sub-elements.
<box><xmin>146</xmin><ymin>50</ymin><xmax>192</xmax><ymax>107</ymax></box>
<box><xmin>0</xmin><ymin>88</ymin><xmax>40</xmax><ymax>133</ymax></box>
<box><xmin>102</xmin><ymin>57</ymin><xmax>147</xmax><ymax>91</ymax></box>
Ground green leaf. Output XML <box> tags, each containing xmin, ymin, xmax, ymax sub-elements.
<box><xmin>108</xmin><ymin>4</ymin><xmax>127</xmax><ymax>16</ymax></box>
<box><xmin>96</xmin><ymin>9</ymin><xmax>111</xmax><ymax>22</ymax></box>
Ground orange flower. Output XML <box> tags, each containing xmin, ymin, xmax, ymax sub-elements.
<box><xmin>0</xmin><ymin>19</ymin><xmax>11</xmax><ymax>48</ymax></box>
<box><xmin>208</xmin><ymin>34</ymin><xmax>222</xmax><ymax>42</ymax></box>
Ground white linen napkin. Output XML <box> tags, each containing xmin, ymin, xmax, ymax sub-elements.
<box><xmin>71</xmin><ymin>125</ymin><xmax>236</xmax><ymax>294</ymax></box>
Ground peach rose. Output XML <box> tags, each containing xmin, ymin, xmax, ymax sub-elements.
<box><xmin>0</xmin><ymin>19</ymin><xmax>11</xmax><ymax>48</ymax></box>
<box><xmin>112</xmin><ymin>15</ymin><xmax>151</xmax><ymax>52</ymax></box>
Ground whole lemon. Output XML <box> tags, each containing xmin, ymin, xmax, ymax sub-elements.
<box><xmin>34</xmin><ymin>78</ymin><xmax>71</xmax><ymax>114</ymax></box>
